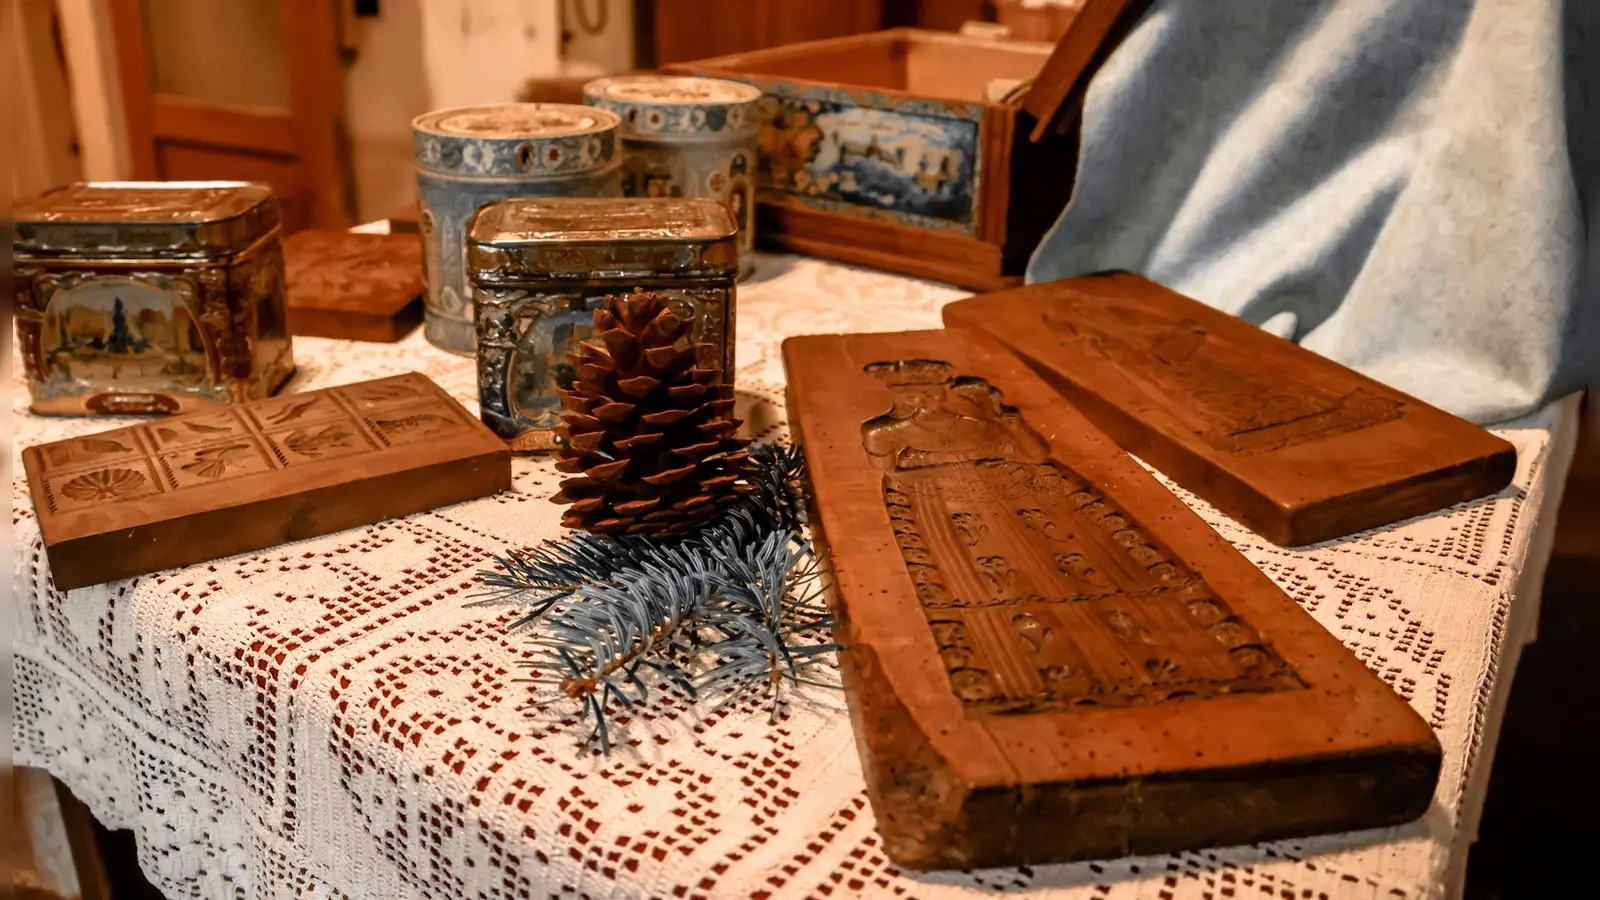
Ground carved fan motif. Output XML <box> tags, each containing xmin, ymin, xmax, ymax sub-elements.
<box><xmin>61</xmin><ymin>468</ymin><xmax>147</xmax><ymax>501</ymax></box>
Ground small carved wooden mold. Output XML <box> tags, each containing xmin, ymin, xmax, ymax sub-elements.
<box><xmin>783</xmin><ymin>329</ymin><xmax>1440</xmax><ymax>870</ymax></box>
<box><xmin>283</xmin><ymin>230</ymin><xmax>425</xmax><ymax>342</ymax></box>
<box><xmin>943</xmin><ymin>273</ymin><xmax>1517</xmax><ymax>545</ymax></box>
<box><xmin>24</xmin><ymin>373</ymin><xmax>511</xmax><ymax>591</ymax></box>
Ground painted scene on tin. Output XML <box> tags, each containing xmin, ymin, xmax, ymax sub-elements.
<box><xmin>759</xmin><ymin>97</ymin><xmax>978</xmax><ymax>227</ymax></box>
<box><xmin>41</xmin><ymin>276</ymin><xmax>209</xmax><ymax>393</ymax></box>
<box><xmin>507</xmin><ymin>295</ymin><xmax>603</xmax><ymax>427</ymax></box>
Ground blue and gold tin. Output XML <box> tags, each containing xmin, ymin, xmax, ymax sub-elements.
<box><xmin>583</xmin><ymin>76</ymin><xmax>761</xmax><ymax>279</ymax></box>
<box><xmin>412</xmin><ymin>103</ymin><xmax>624</xmax><ymax>354</ymax></box>
<box><xmin>468</xmin><ymin>197</ymin><xmax>739</xmax><ymax>452</ymax></box>
<box><xmin>13</xmin><ymin>181</ymin><xmax>294</xmax><ymax>416</ymax></box>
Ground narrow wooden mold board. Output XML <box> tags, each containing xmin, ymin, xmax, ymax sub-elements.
<box><xmin>783</xmin><ymin>329</ymin><xmax>1440</xmax><ymax>870</ymax></box>
<box><xmin>24</xmin><ymin>373</ymin><xmax>511</xmax><ymax>591</ymax></box>
<box><xmin>284</xmin><ymin>230</ymin><xmax>425</xmax><ymax>342</ymax></box>
<box><xmin>943</xmin><ymin>272</ymin><xmax>1517</xmax><ymax>546</ymax></box>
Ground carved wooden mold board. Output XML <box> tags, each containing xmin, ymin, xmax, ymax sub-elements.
<box><xmin>24</xmin><ymin>373</ymin><xmax>511</xmax><ymax>591</ymax></box>
<box><xmin>283</xmin><ymin>230</ymin><xmax>425</xmax><ymax>342</ymax></box>
<box><xmin>782</xmin><ymin>329</ymin><xmax>1440</xmax><ymax>870</ymax></box>
<box><xmin>943</xmin><ymin>272</ymin><xmax>1517</xmax><ymax>546</ymax></box>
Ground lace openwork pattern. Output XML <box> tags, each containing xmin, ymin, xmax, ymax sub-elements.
<box><xmin>12</xmin><ymin>253</ymin><xmax>1575</xmax><ymax>900</ymax></box>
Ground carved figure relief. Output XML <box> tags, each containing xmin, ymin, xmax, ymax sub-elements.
<box><xmin>1047</xmin><ymin>300</ymin><xmax>1404</xmax><ymax>454</ymax></box>
<box><xmin>861</xmin><ymin>360</ymin><xmax>1303</xmax><ymax>715</ymax></box>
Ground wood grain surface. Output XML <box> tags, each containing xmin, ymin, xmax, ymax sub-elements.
<box><xmin>283</xmin><ymin>230</ymin><xmax>425</xmax><ymax>342</ymax></box>
<box><xmin>783</xmin><ymin>328</ymin><xmax>1440</xmax><ymax>869</ymax></box>
<box><xmin>24</xmin><ymin>373</ymin><xmax>511</xmax><ymax>591</ymax></box>
<box><xmin>943</xmin><ymin>273</ymin><xmax>1517</xmax><ymax>546</ymax></box>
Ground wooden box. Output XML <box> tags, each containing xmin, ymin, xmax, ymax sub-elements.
<box><xmin>23</xmin><ymin>373</ymin><xmax>511</xmax><ymax>591</ymax></box>
<box><xmin>13</xmin><ymin>181</ymin><xmax>295</xmax><ymax>416</ymax></box>
<box><xmin>783</xmin><ymin>328</ymin><xmax>1440</xmax><ymax>868</ymax></box>
<box><xmin>665</xmin><ymin>2</ymin><xmax>1149</xmax><ymax>289</ymax></box>
<box><xmin>283</xmin><ymin>230</ymin><xmax>425</xmax><ymax>342</ymax></box>
<box><xmin>943</xmin><ymin>273</ymin><xmax>1518</xmax><ymax>545</ymax></box>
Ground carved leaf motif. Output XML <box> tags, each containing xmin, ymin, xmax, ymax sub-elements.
<box><xmin>269</xmin><ymin>399</ymin><xmax>320</xmax><ymax>425</ymax></box>
<box><xmin>357</xmin><ymin>383</ymin><xmax>419</xmax><ymax>403</ymax></box>
<box><xmin>284</xmin><ymin>425</ymin><xmax>355</xmax><ymax>457</ymax></box>
<box><xmin>180</xmin><ymin>443</ymin><xmax>255</xmax><ymax>479</ymax></box>
<box><xmin>61</xmin><ymin>468</ymin><xmax>147</xmax><ymax>501</ymax></box>
<box><xmin>49</xmin><ymin>437</ymin><xmax>132</xmax><ymax>467</ymax></box>
<box><xmin>186</xmin><ymin>420</ymin><xmax>234</xmax><ymax>434</ymax></box>
<box><xmin>80</xmin><ymin>437</ymin><xmax>131</xmax><ymax>456</ymax></box>
<box><xmin>375</xmin><ymin>413</ymin><xmax>456</xmax><ymax>437</ymax></box>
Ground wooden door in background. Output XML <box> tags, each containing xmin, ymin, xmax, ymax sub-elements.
<box><xmin>651</xmin><ymin>0</ymin><xmax>886</xmax><ymax>65</ymax></box>
<box><xmin>108</xmin><ymin>0</ymin><xmax>351</xmax><ymax>232</ymax></box>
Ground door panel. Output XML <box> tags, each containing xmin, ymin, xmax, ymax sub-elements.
<box><xmin>144</xmin><ymin>0</ymin><xmax>292</xmax><ymax>106</ymax></box>
<box><xmin>110</xmin><ymin>0</ymin><xmax>349</xmax><ymax>232</ymax></box>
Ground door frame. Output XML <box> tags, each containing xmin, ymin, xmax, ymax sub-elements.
<box><xmin>106</xmin><ymin>0</ymin><xmax>351</xmax><ymax>229</ymax></box>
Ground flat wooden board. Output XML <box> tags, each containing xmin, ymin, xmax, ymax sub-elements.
<box><xmin>24</xmin><ymin>373</ymin><xmax>510</xmax><ymax>591</ymax></box>
<box><xmin>782</xmin><ymin>329</ymin><xmax>1440</xmax><ymax>869</ymax></box>
<box><xmin>284</xmin><ymin>230</ymin><xmax>425</xmax><ymax>342</ymax></box>
<box><xmin>943</xmin><ymin>273</ymin><xmax>1517</xmax><ymax>546</ymax></box>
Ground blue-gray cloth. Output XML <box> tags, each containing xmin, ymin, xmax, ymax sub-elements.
<box><xmin>1026</xmin><ymin>0</ymin><xmax>1598</xmax><ymax>424</ymax></box>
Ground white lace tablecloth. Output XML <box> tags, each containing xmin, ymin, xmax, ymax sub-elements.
<box><xmin>11</xmin><ymin>252</ymin><xmax>1582</xmax><ymax>900</ymax></box>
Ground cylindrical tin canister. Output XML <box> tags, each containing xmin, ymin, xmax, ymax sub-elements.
<box><xmin>412</xmin><ymin>103</ymin><xmax>624</xmax><ymax>355</ymax></box>
<box><xmin>583</xmin><ymin>75</ymin><xmax>761</xmax><ymax>279</ymax></box>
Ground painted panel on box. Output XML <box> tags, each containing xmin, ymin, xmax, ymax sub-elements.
<box><xmin>36</xmin><ymin>273</ymin><xmax>222</xmax><ymax>405</ymax></box>
<box><xmin>750</xmin><ymin>84</ymin><xmax>984</xmax><ymax>234</ymax></box>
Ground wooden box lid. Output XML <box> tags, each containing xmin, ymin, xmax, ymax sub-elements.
<box><xmin>1019</xmin><ymin>0</ymin><xmax>1153</xmax><ymax>141</ymax></box>
<box><xmin>283</xmin><ymin>230</ymin><xmax>425</xmax><ymax>343</ymax></box>
<box><xmin>23</xmin><ymin>373</ymin><xmax>511</xmax><ymax>591</ymax></box>
<box><xmin>943</xmin><ymin>273</ymin><xmax>1517</xmax><ymax>545</ymax></box>
<box><xmin>783</xmin><ymin>327</ymin><xmax>1439</xmax><ymax>868</ymax></box>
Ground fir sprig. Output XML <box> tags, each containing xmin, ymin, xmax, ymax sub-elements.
<box><xmin>477</xmin><ymin>443</ymin><xmax>836</xmax><ymax>752</ymax></box>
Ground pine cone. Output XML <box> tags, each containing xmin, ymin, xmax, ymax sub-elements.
<box><xmin>551</xmin><ymin>290</ymin><xmax>749</xmax><ymax>538</ymax></box>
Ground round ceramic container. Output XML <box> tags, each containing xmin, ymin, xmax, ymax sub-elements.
<box><xmin>583</xmin><ymin>75</ymin><xmax>763</xmax><ymax>279</ymax></box>
<box><xmin>412</xmin><ymin>103</ymin><xmax>623</xmax><ymax>354</ymax></box>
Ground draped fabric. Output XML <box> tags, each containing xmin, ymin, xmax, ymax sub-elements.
<box><xmin>1028</xmin><ymin>0</ymin><xmax>1598</xmax><ymax>423</ymax></box>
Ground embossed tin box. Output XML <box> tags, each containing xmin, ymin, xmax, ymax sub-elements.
<box><xmin>13</xmin><ymin>181</ymin><xmax>295</xmax><ymax>417</ymax></box>
<box><xmin>583</xmin><ymin>75</ymin><xmax>762</xmax><ymax>279</ymax></box>
<box><xmin>468</xmin><ymin>197</ymin><xmax>738</xmax><ymax>452</ymax></box>
<box><xmin>413</xmin><ymin>103</ymin><xmax>625</xmax><ymax>355</ymax></box>
<box><xmin>664</xmin><ymin>4</ymin><xmax>1150</xmax><ymax>290</ymax></box>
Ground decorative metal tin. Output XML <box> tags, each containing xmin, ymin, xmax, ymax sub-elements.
<box><xmin>584</xmin><ymin>75</ymin><xmax>762</xmax><ymax>278</ymax></box>
<box><xmin>468</xmin><ymin>197</ymin><xmax>739</xmax><ymax>452</ymax></box>
<box><xmin>412</xmin><ymin>103</ymin><xmax>625</xmax><ymax>355</ymax></box>
<box><xmin>13</xmin><ymin>181</ymin><xmax>295</xmax><ymax>417</ymax></box>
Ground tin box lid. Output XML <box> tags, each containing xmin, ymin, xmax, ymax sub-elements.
<box><xmin>466</xmin><ymin>198</ymin><xmax>739</xmax><ymax>281</ymax></box>
<box><xmin>13</xmin><ymin>181</ymin><xmax>281</xmax><ymax>259</ymax></box>
<box><xmin>584</xmin><ymin>75</ymin><xmax>763</xmax><ymax>139</ymax></box>
<box><xmin>412</xmin><ymin>103</ymin><xmax>622</xmax><ymax>179</ymax></box>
